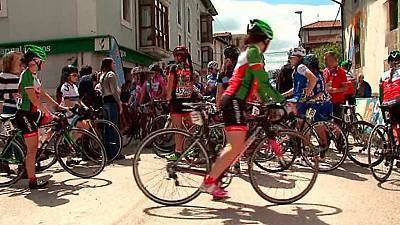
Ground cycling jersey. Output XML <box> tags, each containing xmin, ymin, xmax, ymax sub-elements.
<box><xmin>292</xmin><ymin>64</ymin><xmax>330</xmax><ymax>102</ymax></box>
<box><xmin>150</xmin><ymin>75</ymin><xmax>166</xmax><ymax>99</ymax></box>
<box><xmin>60</xmin><ymin>82</ymin><xmax>79</xmax><ymax>106</ymax></box>
<box><xmin>171</xmin><ymin>63</ymin><xmax>193</xmax><ymax>100</ymax></box>
<box><xmin>205</xmin><ymin>74</ymin><xmax>218</xmax><ymax>96</ymax></box>
<box><xmin>18</xmin><ymin>69</ymin><xmax>41</xmax><ymax>112</ymax></box>
<box><xmin>323</xmin><ymin>67</ymin><xmax>347</xmax><ymax>104</ymax></box>
<box><xmin>224</xmin><ymin>45</ymin><xmax>284</xmax><ymax>103</ymax></box>
<box><xmin>380</xmin><ymin>67</ymin><xmax>400</xmax><ymax>104</ymax></box>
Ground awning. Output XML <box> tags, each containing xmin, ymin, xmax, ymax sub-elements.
<box><xmin>0</xmin><ymin>35</ymin><xmax>157</xmax><ymax>66</ymax></box>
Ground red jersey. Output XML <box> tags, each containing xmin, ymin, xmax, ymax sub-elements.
<box><xmin>323</xmin><ymin>67</ymin><xmax>347</xmax><ymax>104</ymax></box>
<box><xmin>381</xmin><ymin>68</ymin><xmax>400</xmax><ymax>104</ymax></box>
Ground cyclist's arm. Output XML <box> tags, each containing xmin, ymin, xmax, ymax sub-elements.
<box><xmin>157</xmin><ymin>78</ymin><xmax>167</xmax><ymax>99</ymax></box>
<box><xmin>216</xmin><ymin>84</ymin><xmax>224</xmax><ymax>108</ymax></box>
<box><xmin>304</xmin><ymin>70</ymin><xmax>318</xmax><ymax>96</ymax></box>
<box><xmin>25</xmin><ymin>88</ymin><xmax>52</xmax><ymax>115</ymax></box>
<box><xmin>166</xmin><ymin>71</ymin><xmax>175</xmax><ymax>101</ymax></box>
<box><xmin>283</xmin><ymin>88</ymin><xmax>294</xmax><ymax>98</ymax></box>
<box><xmin>247</xmin><ymin>48</ymin><xmax>284</xmax><ymax>103</ymax></box>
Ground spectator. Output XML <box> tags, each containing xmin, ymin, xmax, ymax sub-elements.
<box><xmin>0</xmin><ymin>51</ymin><xmax>24</xmax><ymax>114</ymax></box>
<box><xmin>99</xmin><ymin>58</ymin><xmax>124</xmax><ymax>160</ymax></box>
<box><xmin>323</xmin><ymin>51</ymin><xmax>348</xmax><ymax>119</ymax></box>
<box><xmin>276</xmin><ymin>63</ymin><xmax>294</xmax><ymax>94</ymax></box>
<box><xmin>356</xmin><ymin>74</ymin><xmax>372</xmax><ymax>98</ymax></box>
<box><xmin>77</xmin><ymin>65</ymin><xmax>97</xmax><ymax>107</ymax></box>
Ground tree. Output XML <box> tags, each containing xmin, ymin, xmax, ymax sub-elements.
<box><xmin>311</xmin><ymin>43</ymin><xmax>343</xmax><ymax>69</ymax></box>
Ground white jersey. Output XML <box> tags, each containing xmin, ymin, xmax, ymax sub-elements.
<box><xmin>61</xmin><ymin>82</ymin><xmax>79</xmax><ymax>106</ymax></box>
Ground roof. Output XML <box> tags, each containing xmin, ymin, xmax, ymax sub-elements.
<box><xmin>303</xmin><ymin>20</ymin><xmax>341</xmax><ymax>29</ymax></box>
<box><xmin>200</xmin><ymin>0</ymin><xmax>218</xmax><ymax>16</ymax></box>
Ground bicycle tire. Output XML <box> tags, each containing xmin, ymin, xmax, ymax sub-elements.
<box><xmin>346</xmin><ymin>120</ymin><xmax>375</xmax><ymax>167</ymax></box>
<box><xmin>56</xmin><ymin>128</ymin><xmax>106</xmax><ymax>178</ymax></box>
<box><xmin>133</xmin><ymin>128</ymin><xmax>210</xmax><ymax>206</ymax></box>
<box><xmin>91</xmin><ymin>120</ymin><xmax>122</xmax><ymax>163</ymax></box>
<box><xmin>367</xmin><ymin>124</ymin><xmax>393</xmax><ymax>182</ymax></box>
<box><xmin>248</xmin><ymin>130</ymin><xmax>318</xmax><ymax>204</ymax></box>
<box><xmin>303</xmin><ymin>121</ymin><xmax>348</xmax><ymax>172</ymax></box>
<box><xmin>0</xmin><ymin>140</ymin><xmax>26</xmax><ymax>187</ymax></box>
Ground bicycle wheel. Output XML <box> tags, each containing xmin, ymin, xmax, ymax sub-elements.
<box><xmin>91</xmin><ymin>120</ymin><xmax>122</xmax><ymax>163</ymax></box>
<box><xmin>149</xmin><ymin>114</ymin><xmax>169</xmax><ymax>133</ymax></box>
<box><xmin>303</xmin><ymin>121</ymin><xmax>348</xmax><ymax>172</ymax></box>
<box><xmin>248</xmin><ymin>130</ymin><xmax>318</xmax><ymax>204</ymax></box>
<box><xmin>0</xmin><ymin>139</ymin><xmax>25</xmax><ymax>187</ymax></box>
<box><xmin>56</xmin><ymin>128</ymin><xmax>106</xmax><ymax>178</ymax></box>
<box><xmin>36</xmin><ymin>133</ymin><xmax>58</xmax><ymax>172</ymax></box>
<box><xmin>347</xmin><ymin>121</ymin><xmax>375</xmax><ymax>167</ymax></box>
<box><xmin>133</xmin><ymin>128</ymin><xmax>210</xmax><ymax>206</ymax></box>
<box><xmin>367</xmin><ymin>125</ymin><xmax>393</xmax><ymax>182</ymax></box>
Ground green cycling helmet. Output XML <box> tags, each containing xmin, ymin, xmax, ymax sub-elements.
<box><xmin>24</xmin><ymin>44</ymin><xmax>47</xmax><ymax>62</ymax></box>
<box><xmin>388</xmin><ymin>50</ymin><xmax>400</xmax><ymax>63</ymax></box>
<box><xmin>247</xmin><ymin>19</ymin><xmax>274</xmax><ymax>40</ymax></box>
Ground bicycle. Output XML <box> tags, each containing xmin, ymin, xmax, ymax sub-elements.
<box><xmin>71</xmin><ymin>106</ymin><xmax>122</xmax><ymax>163</ymax></box>
<box><xmin>132</xmin><ymin>101</ymin><xmax>319</xmax><ymax>206</ymax></box>
<box><xmin>367</xmin><ymin>104</ymin><xmax>400</xmax><ymax>182</ymax></box>
<box><xmin>0</xmin><ymin>110</ymin><xmax>107</xmax><ymax>187</ymax></box>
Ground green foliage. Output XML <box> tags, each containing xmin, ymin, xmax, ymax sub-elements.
<box><xmin>311</xmin><ymin>43</ymin><xmax>343</xmax><ymax>69</ymax></box>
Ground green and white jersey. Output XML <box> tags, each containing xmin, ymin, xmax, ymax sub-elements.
<box><xmin>18</xmin><ymin>69</ymin><xmax>41</xmax><ymax>112</ymax></box>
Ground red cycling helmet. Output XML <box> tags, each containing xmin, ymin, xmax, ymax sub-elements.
<box><xmin>173</xmin><ymin>46</ymin><xmax>189</xmax><ymax>56</ymax></box>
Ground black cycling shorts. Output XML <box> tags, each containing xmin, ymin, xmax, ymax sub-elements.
<box><xmin>15</xmin><ymin>110</ymin><xmax>44</xmax><ymax>137</ymax></box>
<box><xmin>384</xmin><ymin>104</ymin><xmax>400</xmax><ymax>124</ymax></box>
<box><xmin>221</xmin><ymin>95</ymin><xmax>247</xmax><ymax>130</ymax></box>
<box><xmin>169</xmin><ymin>99</ymin><xmax>192</xmax><ymax>115</ymax></box>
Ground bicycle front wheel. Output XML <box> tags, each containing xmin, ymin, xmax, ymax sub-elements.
<box><xmin>133</xmin><ymin>128</ymin><xmax>210</xmax><ymax>206</ymax></box>
<box><xmin>367</xmin><ymin>125</ymin><xmax>393</xmax><ymax>182</ymax></box>
<box><xmin>56</xmin><ymin>128</ymin><xmax>107</xmax><ymax>178</ymax></box>
<box><xmin>347</xmin><ymin>121</ymin><xmax>375</xmax><ymax>167</ymax></box>
<box><xmin>248</xmin><ymin>130</ymin><xmax>318</xmax><ymax>204</ymax></box>
<box><xmin>0</xmin><ymin>139</ymin><xmax>25</xmax><ymax>187</ymax></box>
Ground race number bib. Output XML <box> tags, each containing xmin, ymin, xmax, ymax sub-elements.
<box><xmin>176</xmin><ymin>85</ymin><xmax>192</xmax><ymax>99</ymax></box>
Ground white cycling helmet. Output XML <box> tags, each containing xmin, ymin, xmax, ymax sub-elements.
<box><xmin>288</xmin><ymin>47</ymin><xmax>306</xmax><ymax>57</ymax></box>
<box><xmin>207</xmin><ymin>61</ymin><xmax>219</xmax><ymax>70</ymax></box>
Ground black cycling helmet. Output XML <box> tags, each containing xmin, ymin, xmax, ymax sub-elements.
<box><xmin>224</xmin><ymin>45</ymin><xmax>240</xmax><ymax>60</ymax></box>
<box><xmin>303</xmin><ymin>54</ymin><xmax>320</xmax><ymax>72</ymax></box>
<box><xmin>388</xmin><ymin>50</ymin><xmax>400</xmax><ymax>63</ymax></box>
<box><xmin>173</xmin><ymin>46</ymin><xmax>189</xmax><ymax>57</ymax></box>
<box><xmin>62</xmin><ymin>65</ymin><xmax>79</xmax><ymax>79</ymax></box>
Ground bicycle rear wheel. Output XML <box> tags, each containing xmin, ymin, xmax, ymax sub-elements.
<box><xmin>133</xmin><ymin>128</ymin><xmax>210</xmax><ymax>206</ymax></box>
<box><xmin>0</xmin><ymin>139</ymin><xmax>25</xmax><ymax>187</ymax></box>
<box><xmin>248</xmin><ymin>130</ymin><xmax>318</xmax><ymax>204</ymax></box>
<box><xmin>303</xmin><ymin>121</ymin><xmax>348</xmax><ymax>172</ymax></box>
<box><xmin>367</xmin><ymin>125</ymin><xmax>393</xmax><ymax>182</ymax></box>
<box><xmin>91</xmin><ymin>120</ymin><xmax>122</xmax><ymax>163</ymax></box>
<box><xmin>347</xmin><ymin>121</ymin><xmax>375</xmax><ymax>167</ymax></box>
<box><xmin>56</xmin><ymin>128</ymin><xmax>106</xmax><ymax>178</ymax></box>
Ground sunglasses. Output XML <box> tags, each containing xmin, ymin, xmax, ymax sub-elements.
<box><xmin>70</xmin><ymin>73</ymin><xmax>78</xmax><ymax>77</ymax></box>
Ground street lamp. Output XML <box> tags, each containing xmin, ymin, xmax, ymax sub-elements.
<box><xmin>295</xmin><ymin>11</ymin><xmax>303</xmax><ymax>46</ymax></box>
<box><xmin>330</xmin><ymin>0</ymin><xmax>345</xmax><ymax>59</ymax></box>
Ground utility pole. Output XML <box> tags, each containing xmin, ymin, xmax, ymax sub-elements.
<box><xmin>295</xmin><ymin>11</ymin><xmax>303</xmax><ymax>46</ymax></box>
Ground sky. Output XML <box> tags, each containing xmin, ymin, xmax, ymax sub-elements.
<box><xmin>211</xmin><ymin>0</ymin><xmax>342</xmax><ymax>70</ymax></box>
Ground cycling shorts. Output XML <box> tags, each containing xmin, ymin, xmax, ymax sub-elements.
<box><xmin>169</xmin><ymin>98</ymin><xmax>192</xmax><ymax>115</ymax></box>
<box><xmin>15</xmin><ymin>110</ymin><xmax>49</xmax><ymax>138</ymax></box>
<box><xmin>221</xmin><ymin>95</ymin><xmax>248</xmax><ymax>131</ymax></box>
<box><xmin>297</xmin><ymin>101</ymin><xmax>333</xmax><ymax>122</ymax></box>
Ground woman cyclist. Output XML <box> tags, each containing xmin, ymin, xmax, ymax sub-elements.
<box><xmin>16</xmin><ymin>45</ymin><xmax>66</xmax><ymax>189</ymax></box>
<box><xmin>166</xmin><ymin>46</ymin><xmax>195</xmax><ymax>161</ymax></box>
<box><xmin>201</xmin><ymin>19</ymin><xmax>285</xmax><ymax>199</ymax></box>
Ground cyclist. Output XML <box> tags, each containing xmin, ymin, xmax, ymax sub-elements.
<box><xmin>379</xmin><ymin>50</ymin><xmax>400</xmax><ymax>142</ymax></box>
<box><xmin>205</xmin><ymin>61</ymin><xmax>219</xmax><ymax>97</ymax></box>
<box><xmin>149</xmin><ymin>63</ymin><xmax>166</xmax><ymax>100</ymax></box>
<box><xmin>216</xmin><ymin>45</ymin><xmax>240</xmax><ymax>109</ymax></box>
<box><xmin>323</xmin><ymin>51</ymin><xmax>348</xmax><ymax>120</ymax></box>
<box><xmin>16</xmin><ymin>45</ymin><xmax>66</xmax><ymax>189</ymax></box>
<box><xmin>201</xmin><ymin>19</ymin><xmax>285</xmax><ymax>199</ymax></box>
<box><xmin>166</xmin><ymin>46</ymin><xmax>195</xmax><ymax>161</ymax></box>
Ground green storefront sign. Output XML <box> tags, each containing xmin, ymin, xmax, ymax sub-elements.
<box><xmin>0</xmin><ymin>35</ymin><xmax>156</xmax><ymax>66</ymax></box>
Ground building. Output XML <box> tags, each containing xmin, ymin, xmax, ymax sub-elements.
<box><xmin>231</xmin><ymin>34</ymin><xmax>247</xmax><ymax>51</ymax></box>
<box><xmin>343</xmin><ymin>0</ymin><xmax>400</xmax><ymax>93</ymax></box>
<box><xmin>0</xmin><ymin>0</ymin><xmax>218</xmax><ymax>93</ymax></box>
<box><xmin>213</xmin><ymin>32</ymin><xmax>232</xmax><ymax>69</ymax></box>
<box><xmin>299</xmin><ymin>20</ymin><xmax>342</xmax><ymax>52</ymax></box>
<box><xmin>169</xmin><ymin>0</ymin><xmax>217</xmax><ymax>73</ymax></box>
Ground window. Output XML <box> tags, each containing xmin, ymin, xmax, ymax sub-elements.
<box><xmin>201</xmin><ymin>15</ymin><xmax>213</xmax><ymax>43</ymax></box>
<box><xmin>0</xmin><ymin>0</ymin><xmax>7</xmax><ymax>18</ymax></box>
<box><xmin>121</xmin><ymin>0</ymin><xmax>132</xmax><ymax>28</ymax></box>
<box><xmin>201</xmin><ymin>46</ymin><xmax>213</xmax><ymax>68</ymax></box>
<box><xmin>390</xmin><ymin>0</ymin><xmax>399</xmax><ymax>31</ymax></box>
<box><xmin>197</xmin><ymin>19</ymin><xmax>200</xmax><ymax>41</ymax></box>
<box><xmin>178</xmin><ymin>35</ymin><xmax>182</xmax><ymax>45</ymax></box>
<box><xmin>198</xmin><ymin>50</ymin><xmax>201</xmax><ymax>63</ymax></box>
<box><xmin>188</xmin><ymin>42</ymin><xmax>191</xmax><ymax>54</ymax></box>
<box><xmin>177</xmin><ymin>0</ymin><xmax>181</xmax><ymax>25</ymax></box>
<box><xmin>187</xmin><ymin>8</ymin><xmax>191</xmax><ymax>33</ymax></box>
<box><xmin>139</xmin><ymin>0</ymin><xmax>169</xmax><ymax>50</ymax></box>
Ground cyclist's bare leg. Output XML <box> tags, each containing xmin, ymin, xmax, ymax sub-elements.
<box><xmin>25</xmin><ymin>134</ymin><xmax>39</xmax><ymax>179</ymax></box>
<box><xmin>208</xmin><ymin>130</ymin><xmax>246</xmax><ymax>179</ymax></box>
<box><xmin>171</xmin><ymin>114</ymin><xmax>185</xmax><ymax>154</ymax></box>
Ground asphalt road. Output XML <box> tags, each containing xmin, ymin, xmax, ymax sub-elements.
<box><xmin>1</xmin><ymin>144</ymin><xmax>400</xmax><ymax>225</ymax></box>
